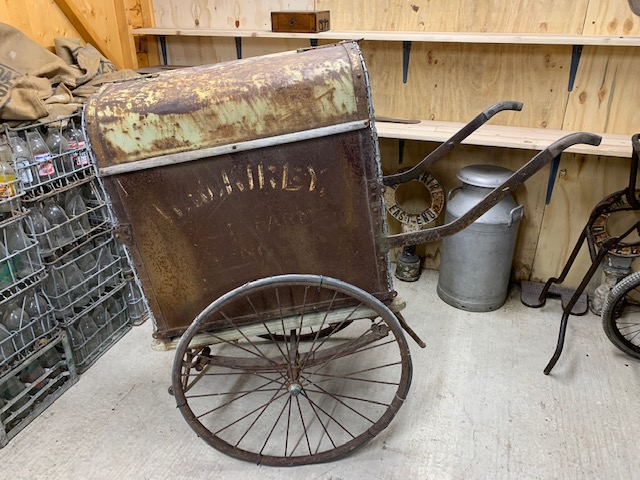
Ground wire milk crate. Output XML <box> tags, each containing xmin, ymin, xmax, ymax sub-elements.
<box><xmin>84</xmin><ymin>42</ymin><xmax>601</xmax><ymax>466</ymax></box>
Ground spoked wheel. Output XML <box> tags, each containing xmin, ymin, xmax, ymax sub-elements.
<box><xmin>602</xmin><ymin>271</ymin><xmax>640</xmax><ymax>359</ymax></box>
<box><xmin>172</xmin><ymin>274</ymin><xmax>412</xmax><ymax>466</ymax></box>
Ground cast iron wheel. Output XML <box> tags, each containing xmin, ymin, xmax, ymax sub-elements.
<box><xmin>602</xmin><ymin>271</ymin><xmax>640</xmax><ymax>359</ymax></box>
<box><xmin>172</xmin><ymin>274</ymin><xmax>412</xmax><ymax>466</ymax></box>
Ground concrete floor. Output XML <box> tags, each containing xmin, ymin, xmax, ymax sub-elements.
<box><xmin>1</xmin><ymin>269</ymin><xmax>639</xmax><ymax>479</ymax></box>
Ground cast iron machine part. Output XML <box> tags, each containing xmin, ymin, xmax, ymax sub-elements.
<box><xmin>532</xmin><ymin>134</ymin><xmax>640</xmax><ymax>375</ymax></box>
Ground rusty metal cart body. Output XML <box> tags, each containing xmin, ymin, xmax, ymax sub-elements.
<box><xmin>83</xmin><ymin>42</ymin><xmax>600</xmax><ymax>466</ymax></box>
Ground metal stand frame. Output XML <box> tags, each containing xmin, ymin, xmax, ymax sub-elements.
<box><xmin>531</xmin><ymin>134</ymin><xmax>640</xmax><ymax>374</ymax></box>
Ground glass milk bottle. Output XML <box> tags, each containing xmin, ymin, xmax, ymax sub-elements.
<box><xmin>25</xmin><ymin>130</ymin><xmax>55</xmax><ymax>181</ymax></box>
<box><xmin>64</xmin><ymin>189</ymin><xmax>90</xmax><ymax>237</ymax></box>
<box><xmin>8</xmin><ymin>132</ymin><xmax>35</xmax><ymax>188</ymax></box>
<box><xmin>0</xmin><ymin>141</ymin><xmax>18</xmax><ymax>220</ymax></box>
<box><xmin>5</xmin><ymin>221</ymin><xmax>38</xmax><ymax>279</ymax></box>
<box><xmin>42</xmin><ymin>197</ymin><xmax>75</xmax><ymax>247</ymax></box>
<box><xmin>27</xmin><ymin>207</ymin><xmax>54</xmax><ymax>254</ymax></box>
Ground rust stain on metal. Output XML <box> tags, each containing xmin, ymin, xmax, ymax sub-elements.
<box><xmin>85</xmin><ymin>43</ymin><xmax>368</xmax><ymax>171</ymax></box>
<box><xmin>107</xmin><ymin>131</ymin><xmax>389</xmax><ymax>336</ymax></box>
<box><xmin>88</xmin><ymin>44</ymin><xmax>391</xmax><ymax>337</ymax></box>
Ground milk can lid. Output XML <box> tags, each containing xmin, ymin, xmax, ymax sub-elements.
<box><xmin>456</xmin><ymin>164</ymin><xmax>514</xmax><ymax>188</ymax></box>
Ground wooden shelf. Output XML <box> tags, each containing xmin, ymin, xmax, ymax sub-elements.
<box><xmin>132</xmin><ymin>27</ymin><xmax>640</xmax><ymax>47</ymax></box>
<box><xmin>132</xmin><ymin>27</ymin><xmax>635</xmax><ymax>157</ymax></box>
<box><xmin>375</xmin><ymin>120</ymin><xmax>632</xmax><ymax>158</ymax></box>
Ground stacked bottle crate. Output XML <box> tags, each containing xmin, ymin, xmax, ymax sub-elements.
<box><xmin>4</xmin><ymin>113</ymin><xmax>139</xmax><ymax>374</ymax></box>
<box><xmin>0</xmin><ymin>134</ymin><xmax>78</xmax><ymax>447</ymax></box>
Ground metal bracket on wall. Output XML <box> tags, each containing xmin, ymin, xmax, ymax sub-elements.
<box><xmin>235</xmin><ymin>37</ymin><xmax>242</xmax><ymax>59</ymax></box>
<box><xmin>402</xmin><ymin>41</ymin><xmax>412</xmax><ymax>84</ymax></box>
<box><xmin>398</xmin><ymin>139</ymin><xmax>406</xmax><ymax>165</ymax></box>
<box><xmin>568</xmin><ymin>44</ymin><xmax>583</xmax><ymax>92</ymax></box>
<box><xmin>545</xmin><ymin>154</ymin><xmax>562</xmax><ymax>204</ymax></box>
<box><xmin>159</xmin><ymin>35</ymin><xmax>168</xmax><ymax>65</ymax></box>
<box><xmin>310</xmin><ymin>39</ymin><xmax>318</xmax><ymax>47</ymax></box>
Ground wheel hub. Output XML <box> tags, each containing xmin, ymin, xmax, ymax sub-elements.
<box><xmin>287</xmin><ymin>383</ymin><xmax>302</xmax><ymax>396</ymax></box>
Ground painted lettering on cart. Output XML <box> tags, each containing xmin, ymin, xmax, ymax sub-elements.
<box><xmin>172</xmin><ymin>162</ymin><xmax>323</xmax><ymax>217</ymax></box>
<box><xmin>220</xmin><ymin>162</ymin><xmax>318</xmax><ymax>196</ymax></box>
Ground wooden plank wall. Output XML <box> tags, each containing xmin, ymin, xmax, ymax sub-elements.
<box><xmin>0</xmin><ymin>0</ymin><xmax>143</xmax><ymax>70</ymax></box>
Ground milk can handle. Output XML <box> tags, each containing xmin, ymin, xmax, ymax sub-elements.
<box><xmin>508</xmin><ymin>204</ymin><xmax>524</xmax><ymax>227</ymax></box>
<box><xmin>447</xmin><ymin>186</ymin><xmax>463</xmax><ymax>202</ymax></box>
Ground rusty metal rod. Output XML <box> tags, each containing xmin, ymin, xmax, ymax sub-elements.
<box><xmin>383</xmin><ymin>132</ymin><xmax>602</xmax><ymax>249</ymax></box>
<box><xmin>544</xmin><ymin>219</ymin><xmax>640</xmax><ymax>374</ymax></box>
<box><xmin>627</xmin><ymin>133</ymin><xmax>640</xmax><ymax>209</ymax></box>
<box><xmin>382</xmin><ymin>100</ymin><xmax>523</xmax><ymax>187</ymax></box>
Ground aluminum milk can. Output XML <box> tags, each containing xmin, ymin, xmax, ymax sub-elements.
<box><xmin>437</xmin><ymin>164</ymin><xmax>524</xmax><ymax>312</ymax></box>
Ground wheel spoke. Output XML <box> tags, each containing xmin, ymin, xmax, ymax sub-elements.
<box><xmin>186</xmin><ymin>387</ymin><xmax>282</xmax><ymax>399</ymax></box>
<box><xmin>195</xmin><ymin>377</ymin><xmax>283</xmax><ymax>419</ymax></box>
<box><xmin>304</xmin><ymin>361</ymin><xmax>403</xmax><ymax>386</ymax></box>
<box><xmin>291</xmin><ymin>395</ymin><xmax>312</xmax><ymax>457</ymax></box>
<box><xmin>235</xmin><ymin>383</ymin><xmax>287</xmax><ymax>448</ymax></box>
<box><xmin>304</xmin><ymin>291</ymin><xmax>339</xmax><ymax>356</ymax></box>
<box><xmin>298</xmin><ymin>301</ymin><xmax>367</xmax><ymax>371</ymax></box>
<box><xmin>275</xmin><ymin>287</ymin><xmax>292</xmax><ymax>364</ymax></box>
<box><xmin>213</xmin><ymin>388</ymin><xmax>289</xmax><ymax>435</ymax></box>
<box><xmin>246</xmin><ymin>296</ymin><xmax>289</xmax><ymax>363</ymax></box>
<box><xmin>285</xmin><ymin>394</ymin><xmax>292</xmax><ymax>457</ymax></box>
<box><xmin>219</xmin><ymin>309</ymin><xmax>283</xmax><ymax>369</ymax></box>
<box><xmin>622</xmin><ymin>329</ymin><xmax>640</xmax><ymax>343</ymax></box>
<box><xmin>302</xmin><ymin>387</ymin><xmax>391</xmax><ymax>408</ymax></box>
<box><xmin>259</xmin><ymin>394</ymin><xmax>292</xmax><ymax>455</ymax></box>
<box><xmin>305</xmin><ymin>323</ymin><xmax>394</xmax><ymax>378</ymax></box>
<box><xmin>300</xmin><ymin>390</ymin><xmax>353</xmax><ymax>443</ymax></box>
<box><xmin>293</xmin><ymin>286</ymin><xmax>310</xmax><ymax>366</ymax></box>
<box><xmin>301</xmin><ymin>379</ymin><xmax>377</xmax><ymax>424</ymax></box>
<box><xmin>299</xmin><ymin>390</ymin><xmax>337</xmax><ymax>453</ymax></box>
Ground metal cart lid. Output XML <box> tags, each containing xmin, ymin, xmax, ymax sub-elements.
<box><xmin>84</xmin><ymin>42</ymin><xmax>371</xmax><ymax>177</ymax></box>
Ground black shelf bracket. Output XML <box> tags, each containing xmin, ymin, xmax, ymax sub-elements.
<box><xmin>402</xmin><ymin>41</ymin><xmax>412</xmax><ymax>84</ymax></box>
<box><xmin>159</xmin><ymin>35</ymin><xmax>168</xmax><ymax>65</ymax></box>
<box><xmin>235</xmin><ymin>37</ymin><xmax>242</xmax><ymax>59</ymax></box>
<box><xmin>568</xmin><ymin>44</ymin><xmax>583</xmax><ymax>92</ymax></box>
<box><xmin>310</xmin><ymin>39</ymin><xmax>318</xmax><ymax>47</ymax></box>
<box><xmin>545</xmin><ymin>154</ymin><xmax>562</xmax><ymax>204</ymax></box>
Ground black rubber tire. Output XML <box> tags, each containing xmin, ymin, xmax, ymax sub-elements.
<box><xmin>172</xmin><ymin>274</ymin><xmax>412</xmax><ymax>466</ymax></box>
<box><xmin>602</xmin><ymin>271</ymin><xmax>640</xmax><ymax>359</ymax></box>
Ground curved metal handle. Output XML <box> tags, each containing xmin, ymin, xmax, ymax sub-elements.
<box><xmin>508</xmin><ymin>204</ymin><xmax>524</xmax><ymax>227</ymax></box>
<box><xmin>383</xmin><ymin>131</ymin><xmax>603</xmax><ymax>250</ymax></box>
<box><xmin>447</xmin><ymin>186</ymin><xmax>462</xmax><ymax>202</ymax></box>
<box><xmin>544</xmin><ymin>132</ymin><xmax>602</xmax><ymax>157</ymax></box>
<box><xmin>383</xmin><ymin>100</ymin><xmax>523</xmax><ymax>186</ymax></box>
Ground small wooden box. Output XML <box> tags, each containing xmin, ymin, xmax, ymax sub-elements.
<box><xmin>271</xmin><ymin>11</ymin><xmax>330</xmax><ymax>33</ymax></box>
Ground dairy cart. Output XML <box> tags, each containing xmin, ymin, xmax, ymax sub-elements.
<box><xmin>83</xmin><ymin>42</ymin><xmax>600</xmax><ymax>466</ymax></box>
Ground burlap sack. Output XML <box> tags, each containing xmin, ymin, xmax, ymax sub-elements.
<box><xmin>0</xmin><ymin>22</ymin><xmax>138</xmax><ymax>123</ymax></box>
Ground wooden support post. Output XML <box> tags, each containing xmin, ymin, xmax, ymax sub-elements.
<box><xmin>113</xmin><ymin>0</ymin><xmax>139</xmax><ymax>69</ymax></box>
<box><xmin>139</xmin><ymin>0</ymin><xmax>161</xmax><ymax>67</ymax></box>
<box><xmin>53</xmin><ymin>0</ymin><xmax>125</xmax><ymax>70</ymax></box>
